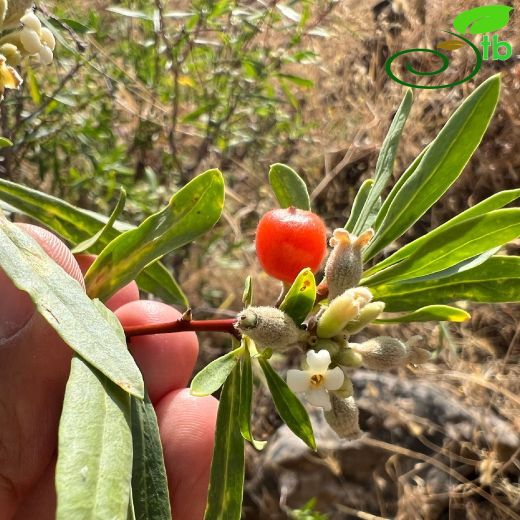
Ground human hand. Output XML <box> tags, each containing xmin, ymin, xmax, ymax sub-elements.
<box><xmin>0</xmin><ymin>224</ymin><xmax>217</xmax><ymax>520</ymax></box>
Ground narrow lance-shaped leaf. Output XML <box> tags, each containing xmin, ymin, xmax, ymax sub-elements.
<box><xmin>72</xmin><ymin>188</ymin><xmax>127</xmax><ymax>254</ymax></box>
<box><xmin>369</xmin><ymin>256</ymin><xmax>520</xmax><ymax>312</ymax></box>
<box><xmin>0</xmin><ymin>177</ymin><xmax>188</xmax><ymax>305</ymax></box>
<box><xmin>375</xmin><ymin>305</ymin><xmax>470</xmax><ymax>323</ymax></box>
<box><xmin>345</xmin><ymin>179</ymin><xmax>373</xmax><ymax>232</ymax></box>
<box><xmin>131</xmin><ymin>394</ymin><xmax>172</xmax><ymax>520</ymax></box>
<box><xmin>364</xmin><ymin>188</ymin><xmax>520</xmax><ymax>278</ymax></box>
<box><xmin>191</xmin><ymin>345</ymin><xmax>244</xmax><ymax>397</ymax></box>
<box><xmin>269</xmin><ymin>163</ymin><xmax>311</xmax><ymax>211</ymax></box>
<box><xmin>56</xmin><ymin>357</ymin><xmax>133</xmax><ymax>520</ymax></box>
<box><xmin>0</xmin><ymin>215</ymin><xmax>144</xmax><ymax>397</ymax></box>
<box><xmin>364</xmin><ymin>208</ymin><xmax>520</xmax><ymax>286</ymax></box>
<box><xmin>85</xmin><ymin>169</ymin><xmax>225</xmax><ymax>301</ymax></box>
<box><xmin>239</xmin><ymin>340</ymin><xmax>267</xmax><ymax>450</ymax></box>
<box><xmin>373</xmin><ymin>145</ymin><xmax>430</xmax><ymax>230</ymax></box>
<box><xmin>279</xmin><ymin>268</ymin><xmax>316</xmax><ymax>325</ymax></box>
<box><xmin>204</xmin><ymin>363</ymin><xmax>245</xmax><ymax>520</ymax></box>
<box><xmin>387</xmin><ymin>247</ymin><xmax>500</xmax><ymax>285</ymax></box>
<box><xmin>352</xmin><ymin>89</ymin><xmax>413</xmax><ymax>235</ymax></box>
<box><xmin>258</xmin><ymin>357</ymin><xmax>316</xmax><ymax>451</ymax></box>
<box><xmin>366</xmin><ymin>74</ymin><xmax>501</xmax><ymax>260</ymax></box>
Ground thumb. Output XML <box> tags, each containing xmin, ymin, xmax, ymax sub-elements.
<box><xmin>0</xmin><ymin>224</ymin><xmax>84</xmax><ymax>341</ymax></box>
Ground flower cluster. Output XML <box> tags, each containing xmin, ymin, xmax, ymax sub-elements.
<box><xmin>236</xmin><ymin>227</ymin><xmax>431</xmax><ymax>440</ymax></box>
<box><xmin>0</xmin><ymin>3</ymin><xmax>55</xmax><ymax>97</ymax></box>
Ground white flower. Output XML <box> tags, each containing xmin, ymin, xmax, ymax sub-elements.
<box><xmin>18</xmin><ymin>10</ymin><xmax>55</xmax><ymax>64</ymax></box>
<box><xmin>287</xmin><ymin>349</ymin><xmax>344</xmax><ymax>411</ymax></box>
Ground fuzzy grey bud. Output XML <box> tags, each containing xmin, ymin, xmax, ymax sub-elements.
<box><xmin>351</xmin><ymin>336</ymin><xmax>408</xmax><ymax>370</ymax></box>
<box><xmin>324</xmin><ymin>395</ymin><xmax>362</xmax><ymax>440</ymax></box>
<box><xmin>324</xmin><ymin>228</ymin><xmax>373</xmax><ymax>300</ymax></box>
<box><xmin>235</xmin><ymin>306</ymin><xmax>303</xmax><ymax>350</ymax></box>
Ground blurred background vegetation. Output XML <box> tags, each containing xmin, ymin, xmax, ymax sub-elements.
<box><xmin>1</xmin><ymin>0</ymin><xmax>519</xmax><ymax>518</ymax></box>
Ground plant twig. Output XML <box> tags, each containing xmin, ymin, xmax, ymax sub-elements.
<box><xmin>124</xmin><ymin>316</ymin><xmax>240</xmax><ymax>340</ymax></box>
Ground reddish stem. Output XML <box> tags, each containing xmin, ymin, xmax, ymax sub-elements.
<box><xmin>124</xmin><ymin>317</ymin><xmax>241</xmax><ymax>340</ymax></box>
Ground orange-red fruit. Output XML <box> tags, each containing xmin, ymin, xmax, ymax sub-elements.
<box><xmin>255</xmin><ymin>207</ymin><xmax>328</xmax><ymax>283</ymax></box>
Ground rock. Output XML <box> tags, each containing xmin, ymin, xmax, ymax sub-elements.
<box><xmin>245</xmin><ymin>371</ymin><xmax>519</xmax><ymax>519</ymax></box>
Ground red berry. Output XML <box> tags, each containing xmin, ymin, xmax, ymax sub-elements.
<box><xmin>255</xmin><ymin>207</ymin><xmax>328</xmax><ymax>283</ymax></box>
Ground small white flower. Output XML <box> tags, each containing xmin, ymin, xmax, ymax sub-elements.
<box><xmin>19</xmin><ymin>28</ymin><xmax>42</xmax><ymax>54</ymax></box>
<box><xmin>20</xmin><ymin>11</ymin><xmax>42</xmax><ymax>33</ymax></box>
<box><xmin>16</xmin><ymin>9</ymin><xmax>55</xmax><ymax>65</ymax></box>
<box><xmin>287</xmin><ymin>349</ymin><xmax>344</xmax><ymax>411</ymax></box>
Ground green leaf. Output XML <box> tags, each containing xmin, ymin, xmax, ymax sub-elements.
<box><xmin>0</xmin><ymin>137</ymin><xmax>13</xmax><ymax>148</ymax></box>
<box><xmin>49</xmin><ymin>18</ymin><xmax>92</xmax><ymax>33</ymax></box>
<box><xmin>374</xmin><ymin>146</ymin><xmax>429</xmax><ymax>230</ymax></box>
<box><xmin>85</xmin><ymin>169</ymin><xmax>225</xmax><ymax>301</ymax></box>
<box><xmin>242</xmin><ymin>275</ymin><xmax>253</xmax><ymax>307</ymax></box>
<box><xmin>72</xmin><ymin>188</ymin><xmax>126</xmax><ymax>254</ymax></box>
<box><xmin>365</xmin><ymin>74</ymin><xmax>501</xmax><ymax>260</ymax></box>
<box><xmin>279</xmin><ymin>268</ymin><xmax>316</xmax><ymax>325</ymax></box>
<box><xmin>0</xmin><ymin>215</ymin><xmax>144</xmax><ymax>397</ymax></box>
<box><xmin>363</xmin><ymin>209</ymin><xmax>520</xmax><ymax>286</ymax></box>
<box><xmin>277</xmin><ymin>73</ymin><xmax>314</xmax><ymax>88</ymax></box>
<box><xmin>107</xmin><ymin>6</ymin><xmax>152</xmax><ymax>20</ymax></box>
<box><xmin>239</xmin><ymin>340</ymin><xmax>267</xmax><ymax>450</ymax></box>
<box><xmin>0</xmin><ymin>178</ymin><xmax>188</xmax><ymax>305</ymax></box>
<box><xmin>204</xmin><ymin>364</ymin><xmax>245</xmax><ymax>520</ymax></box>
<box><xmin>268</xmin><ymin>163</ymin><xmax>311</xmax><ymax>211</ymax></box>
<box><xmin>137</xmin><ymin>267</ymin><xmax>188</xmax><ymax>307</ymax></box>
<box><xmin>191</xmin><ymin>345</ymin><xmax>244</xmax><ymax>397</ymax></box>
<box><xmin>365</xmin><ymin>188</ymin><xmax>520</xmax><ymax>278</ymax></box>
<box><xmin>56</xmin><ymin>357</ymin><xmax>133</xmax><ymax>520</ymax></box>
<box><xmin>345</xmin><ymin>179</ymin><xmax>373</xmax><ymax>232</ymax></box>
<box><xmin>376</xmin><ymin>305</ymin><xmax>470</xmax><ymax>323</ymax></box>
<box><xmin>258</xmin><ymin>357</ymin><xmax>316</xmax><ymax>450</ymax></box>
<box><xmin>352</xmin><ymin>89</ymin><xmax>413</xmax><ymax>235</ymax></box>
<box><xmin>453</xmin><ymin>5</ymin><xmax>513</xmax><ymax>34</ymax></box>
<box><xmin>370</xmin><ymin>256</ymin><xmax>520</xmax><ymax>312</ymax></box>
<box><xmin>26</xmin><ymin>67</ymin><xmax>42</xmax><ymax>105</ymax></box>
<box><xmin>277</xmin><ymin>4</ymin><xmax>301</xmax><ymax>22</ymax></box>
<box><xmin>131</xmin><ymin>394</ymin><xmax>172</xmax><ymax>520</ymax></box>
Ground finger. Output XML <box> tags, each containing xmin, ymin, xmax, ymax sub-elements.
<box><xmin>155</xmin><ymin>389</ymin><xmax>218</xmax><ymax>520</ymax></box>
<box><xmin>74</xmin><ymin>254</ymin><xmax>140</xmax><ymax>311</ymax></box>
<box><xmin>0</xmin><ymin>225</ymin><xmax>83</xmax><ymax>512</ymax></box>
<box><xmin>115</xmin><ymin>301</ymin><xmax>198</xmax><ymax>404</ymax></box>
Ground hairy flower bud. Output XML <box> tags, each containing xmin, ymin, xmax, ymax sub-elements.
<box><xmin>235</xmin><ymin>306</ymin><xmax>303</xmax><ymax>350</ymax></box>
<box><xmin>323</xmin><ymin>228</ymin><xmax>373</xmax><ymax>300</ymax></box>
<box><xmin>344</xmin><ymin>301</ymin><xmax>385</xmax><ymax>335</ymax></box>
<box><xmin>316</xmin><ymin>287</ymin><xmax>372</xmax><ymax>339</ymax></box>
<box><xmin>351</xmin><ymin>336</ymin><xmax>408</xmax><ymax>370</ymax></box>
<box><xmin>324</xmin><ymin>395</ymin><xmax>362</xmax><ymax>440</ymax></box>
